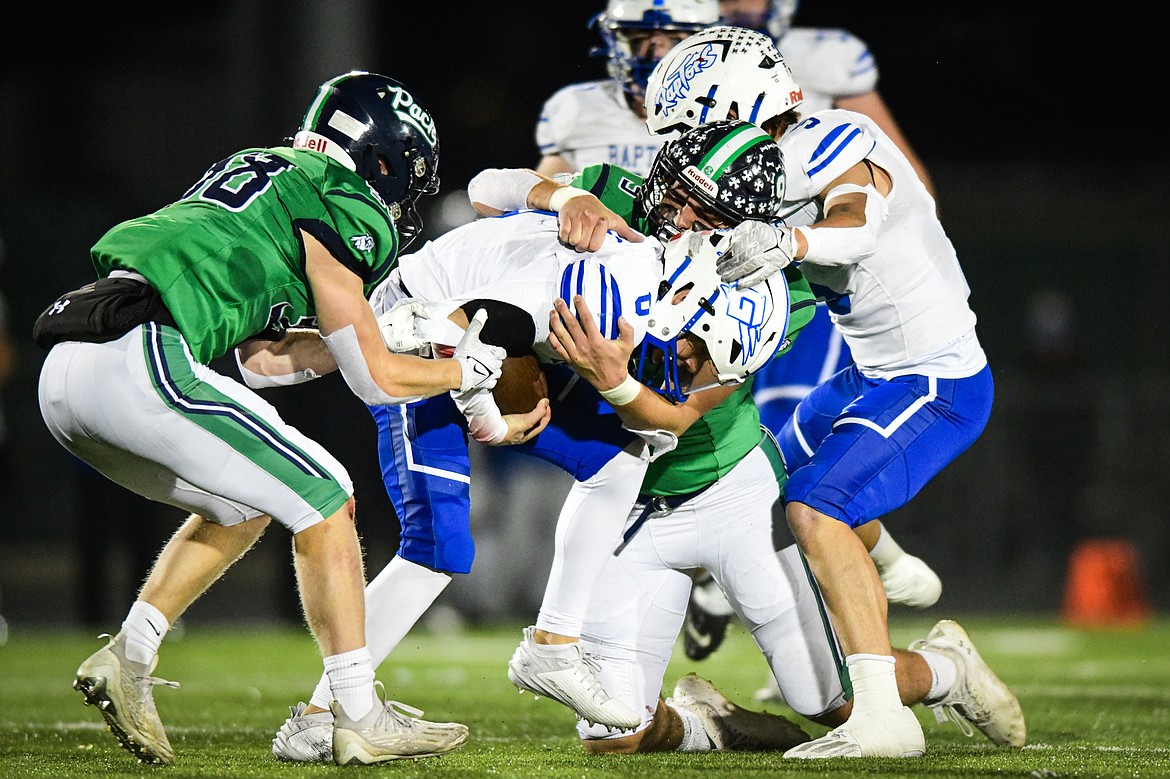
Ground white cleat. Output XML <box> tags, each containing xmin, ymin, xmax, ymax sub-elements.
<box><xmin>271</xmin><ymin>701</ymin><xmax>333</xmax><ymax>762</ymax></box>
<box><xmin>783</xmin><ymin>705</ymin><xmax>925</xmax><ymax>759</ymax></box>
<box><xmin>507</xmin><ymin>626</ymin><xmax>640</xmax><ymax>729</ymax></box>
<box><xmin>331</xmin><ymin>682</ymin><xmax>469</xmax><ymax>765</ymax></box>
<box><xmin>73</xmin><ymin>631</ymin><xmax>179</xmax><ymax>765</ymax></box>
<box><xmin>668</xmin><ymin>673</ymin><xmax>809</xmax><ymax>751</ymax></box>
<box><xmin>910</xmin><ymin>619</ymin><xmax>1026</xmax><ymax>747</ymax></box>
<box><xmin>753</xmin><ymin>673</ymin><xmax>786</xmax><ymax>706</ymax></box>
<box><xmin>878</xmin><ymin>552</ymin><xmax>943</xmax><ymax>608</ymax></box>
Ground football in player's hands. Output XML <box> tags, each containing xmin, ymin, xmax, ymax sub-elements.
<box><xmin>493</xmin><ymin>353</ymin><xmax>549</xmax><ymax>415</ymax></box>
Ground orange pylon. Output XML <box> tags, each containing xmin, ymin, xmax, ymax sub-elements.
<box><xmin>1062</xmin><ymin>539</ymin><xmax>1152</xmax><ymax>627</ymax></box>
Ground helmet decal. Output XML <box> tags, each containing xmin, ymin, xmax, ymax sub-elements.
<box><xmin>646</xmin><ymin>26</ymin><xmax>803</xmax><ymax>136</ymax></box>
<box><xmin>723</xmin><ymin>282</ymin><xmax>771</xmax><ymax>367</ymax></box>
<box><xmin>384</xmin><ymin>84</ymin><xmax>437</xmax><ymax>148</ymax></box>
<box><xmin>656</xmin><ymin>41</ymin><xmax>719</xmax><ymax>113</ymax></box>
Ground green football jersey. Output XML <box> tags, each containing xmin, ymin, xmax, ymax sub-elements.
<box><xmin>572</xmin><ymin>163</ymin><xmax>816</xmax><ymax>496</ymax></box>
<box><xmin>91</xmin><ymin>147</ymin><xmax>400</xmax><ymax>364</ymax></box>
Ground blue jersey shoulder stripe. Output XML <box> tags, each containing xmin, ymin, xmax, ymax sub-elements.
<box><xmin>808</xmin><ymin>124</ymin><xmax>862</xmax><ymax>178</ymax></box>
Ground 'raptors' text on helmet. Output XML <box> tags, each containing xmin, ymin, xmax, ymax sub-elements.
<box><xmin>636</xmin><ymin>119</ymin><xmax>784</xmax><ymax>240</ymax></box>
<box><xmin>637</xmin><ymin>229</ymin><xmax>789</xmax><ymax>401</ymax></box>
<box><xmin>294</xmin><ymin>71</ymin><xmax>440</xmax><ymax>248</ymax></box>
<box><xmin>719</xmin><ymin>0</ymin><xmax>800</xmax><ymax>40</ymax></box>
<box><xmin>591</xmin><ymin>0</ymin><xmax>719</xmax><ymax>100</ymax></box>
<box><xmin>645</xmin><ymin>25</ymin><xmax>803</xmax><ymax>135</ymax></box>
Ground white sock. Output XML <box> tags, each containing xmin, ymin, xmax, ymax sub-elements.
<box><xmin>914</xmin><ymin>649</ymin><xmax>959</xmax><ymax>703</ymax></box>
<box><xmin>867</xmin><ymin>523</ymin><xmax>905</xmax><ymax>572</ymax></box>
<box><xmin>670</xmin><ymin>703</ymin><xmax>715</xmax><ymax>752</ymax></box>
<box><xmin>309</xmin><ymin>557</ymin><xmax>451</xmax><ymax>711</ymax></box>
<box><xmin>536</xmin><ymin>448</ymin><xmax>645</xmax><ymax>636</ymax></box>
<box><xmin>121</xmin><ymin>601</ymin><xmax>169</xmax><ymax>666</ymax></box>
<box><xmin>845</xmin><ymin>653</ymin><xmax>901</xmax><ymax>713</ymax></box>
<box><xmin>324</xmin><ymin>647</ymin><xmax>376</xmax><ymax>721</ymax></box>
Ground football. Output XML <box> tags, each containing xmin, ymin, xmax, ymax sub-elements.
<box><xmin>493</xmin><ymin>353</ymin><xmax>549</xmax><ymax>415</ymax></box>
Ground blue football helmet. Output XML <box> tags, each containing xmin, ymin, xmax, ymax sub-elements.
<box><xmin>591</xmin><ymin>0</ymin><xmax>719</xmax><ymax>100</ymax></box>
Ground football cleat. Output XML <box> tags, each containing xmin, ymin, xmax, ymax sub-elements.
<box><xmin>272</xmin><ymin>701</ymin><xmax>333</xmax><ymax>763</ymax></box>
<box><xmin>667</xmin><ymin>673</ymin><xmax>810</xmax><ymax>751</ymax></box>
<box><xmin>783</xmin><ymin>705</ymin><xmax>925</xmax><ymax>759</ymax></box>
<box><xmin>910</xmin><ymin>620</ymin><xmax>1026</xmax><ymax>747</ymax></box>
<box><xmin>507</xmin><ymin>626</ymin><xmax>640</xmax><ymax>729</ymax></box>
<box><xmin>331</xmin><ymin>682</ymin><xmax>469</xmax><ymax>765</ymax></box>
<box><xmin>73</xmin><ymin>631</ymin><xmax>179</xmax><ymax>765</ymax></box>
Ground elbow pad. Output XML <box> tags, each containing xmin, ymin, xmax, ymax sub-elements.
<box><xmin>797</xmin><ymin>183</ymin><xmax>888</xmax><ymax>266</ymax></box>
<box><xmin>467</xmin><ymin>168</ymin><xmax>542</xmax><ymax>213</ymax></box>
<box><xmin>322</xmin><ymin>325</ymin><xmax>423</xmax><ymax>406</ymax></box>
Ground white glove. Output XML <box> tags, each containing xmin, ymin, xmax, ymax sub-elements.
<box><xmin>716</xmin><ymin>221</ymin><xmax>796</xmax><ymax>288</ymax></box>
<box><xmin>453</xmin><ymin>308</ymin><xmax>505</xmax><ymax>393</ymax></box>
<box><xmin>452</xmin><ymin>386</ymin><xmax>508</xmax><ymax>444</ymax></box>
<box><xmin>376</xmin><ymin>298</ymin><xmax>430</xmax><ymax>353</ymax></box>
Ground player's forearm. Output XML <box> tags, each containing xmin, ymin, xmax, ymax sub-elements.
<box><xmin>598</xmin><ymin>376</ymin><xmax>697</xmax><ymax>435</ymax></box>
<box><xmin>370</xmin><ymin>351</ymin><xmax>463</xmax><ymax>398</ymax></box>
<box><xmin>234</xmin><ymin>330</ymin><xmax>337</xmax><ymax>388</ymax></box>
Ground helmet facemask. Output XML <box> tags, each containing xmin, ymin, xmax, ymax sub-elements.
<box><xmin>637</xmin><ymin>230</ymin><xmax>789</xmax><ymax>402</ymax></box>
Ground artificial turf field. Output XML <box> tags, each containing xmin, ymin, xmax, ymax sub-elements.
<box><xmin>0</xmin><ymin>615</ymin><xmax>1166</xmax><ymax>778</ymax></box>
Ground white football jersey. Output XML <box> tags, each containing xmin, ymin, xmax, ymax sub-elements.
<box><xmin>532</xmin><ymin>28</ymin><xmax>874</xmax><ymax>176</ymax></box>
<box><xmin>777</xmin><ymin>27</ymin><xmax>879</xmax><ymax>115</ymax></box>
<box><xmin>379</xmin><ymin>210</ymin><xmax>663</xmax><ymax>365</ymax></box>
<box><xmin>535</xmin><ymin>79</ymin><xmax>678</xmax><ymax>176</ymax></box>
<box><xmin>777</xmin><ymin>109</ymin><xmax>984</xmax><ymax>378</ymax></box>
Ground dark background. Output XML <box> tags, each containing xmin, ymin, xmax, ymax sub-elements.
<box><xmin>0</xmin><ymin>2</ymin><xmax>1165</xmax><ymax>631</ymax></box>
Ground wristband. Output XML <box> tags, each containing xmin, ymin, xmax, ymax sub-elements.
<box><xmin>598</xmin><ymin>374</ymin><xmax>642</xmax><ymax>406</ymax></box>
<box><xmin>548</xmin><ymin>185</ymin><xmax>591</xmax><ymax>212</ymax></box>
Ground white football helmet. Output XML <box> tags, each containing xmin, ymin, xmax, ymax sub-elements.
<box><xmin>644</xmin><ymin>25</ymin><xmax>803</xmax><ymax>135</ymax></box>
<box><xmin>592</xmin><ymin>0</ymin><xmax>720</xmax><ymax>99</ymax></box>
<box><xmin>719</xmin><ymin>0</ymin><xmax>800</xmax><ymax>40</ymax></box>
<box><xmin>637</xmin><ymin>229</ymin><xmax>789</xmax><ymax>401</ymax></box>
